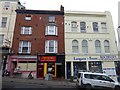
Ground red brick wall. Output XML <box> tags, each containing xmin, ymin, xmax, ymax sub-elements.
<box><xmin>12</xmin><ymin>13</ymin><xmax>64</xmax><ymax>55</ymax></box>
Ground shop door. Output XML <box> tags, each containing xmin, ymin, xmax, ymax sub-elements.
<box><xmin>37</xmin><ymin>63</ymin><xmax>44</xmax><ymax>78</ymax></box>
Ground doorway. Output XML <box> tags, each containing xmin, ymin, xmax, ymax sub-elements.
<box><xmin>37</xmin><ymin>63</ymin><xmax>44</xmax><ymax>78</ymax></box>
<box><xmin>56</xmin><ymin>64</ymin><xmax>62</xmax><ymax>78</ymax></box>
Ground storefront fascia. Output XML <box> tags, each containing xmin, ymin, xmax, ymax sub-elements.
<box><xmin>65</xmin><ymin>55</ymin><xmax>119</xmax><ymax>79</ymax></box>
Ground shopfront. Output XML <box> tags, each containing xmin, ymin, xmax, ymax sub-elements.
<box><xmin>7</xmin><ymin>55</ymin><xmax>37</xmax><ymax>78</ymax></box>
<box><xmin>37</xmin><ymin>55</ymin><xmax>65</xmax><ymax>79</ymax></box>
<box><xmin>65</xmin><ymin>55</ymin><xmax>119</xmax><ymax>80</ymax></box>
<box><xmin>37</xmin><ymin>56</ymin><xmax>56</xmax><ymax>78</ymax></box>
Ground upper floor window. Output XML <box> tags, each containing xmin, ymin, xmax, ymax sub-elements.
<box><xmin>45</xmin><ymin>40</ymin><xmax>57</xmax><ymax>53</ymax></box>
<box><xmin>101</xmin><ymin>22</ymin><xmax>107</xmax><ymax>32</ymax></box>
<box><xmin>71</xmin><ymin>21</ymin><xmax>77</xmax><ymax>32</ymax></box>
<box><xmin>82</xmin><ymin>40</ymin><xmax>88</xmax><ymax>53</ymax></box>
<box><xmin>3</xmin><ymin>2</ymin><xmax>10</xmax><ymax>10</ymax></box>
<box><xmin>19</xmin><ymin>41</ymin><xmax>31</xmax><ymax>54</ymax></box>
<box><xmin>1</xmin><ymin>17</ymin><xmax>7</xmax><ymax>28</ymax></box>
<box><xmin>21</xmin><ymin>26</ymin><xmax>32</xmax><ymax>35</ymax></box>
<box><xmin>80</xmin><ymin>22</ymin><xmax>86</xmax><ymax>33</ymax></box>
<box><xmin>95</xmin><ymin>40</ymin><xmax>101</xmax><ymax>53</ymax></box>
<box><xmin>45</xmin><ymin>25</ymin><xmax>58</xmax><ymax>35</ymax></box>
<box><xmin>49</xmin><ymin>16</ymin><xmax>55</xmax><ymax>23</ymax></box>
<box><xmin>25</xmin><ymin>16</ymin><xmax>31</xmax><ymax>21</ymax></box>
<box><xmin>93</xmin><ymin>22</ymin><xmax>98</xmax><ymax>32</ymax></box>
<box><xmin>72</xmin><ymin>40</ymin><xmax>79</xmax><ymax>53</ymax></box>
<box><xmin>104</xmin><ymin>40</ymin><xmax>110</xmax><ymax>53</ymax></box>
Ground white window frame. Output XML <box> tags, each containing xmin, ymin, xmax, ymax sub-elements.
<box><xmin>1</xmin><ymin>17</ymin><xmax>7</xmax><ymax>28</ymax></box>
<box><xmin>21</xmin><ymin>26</ymin><xmax>32</xmax><ymax>35</ymax></box>
<box><xmin>19</xmin><ymin>41</ymin><xmax>31</xmax><ymax>54</ymax></box>
<box><xmin>45</xmin><ymin>25</ymin><xmax>58</xmax><ymax>35</ymax></box>
<box><xmin>45</xmin><ymin>40</ymin><xmax>57</xmax><ymax>53</ymax></box>
<box><xmin>72</xmin><ymin>40</ymin><xmax>79</xmax><ymax>53</ymax></box>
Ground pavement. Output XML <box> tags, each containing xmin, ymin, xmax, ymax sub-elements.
<box><xmin>2</xmin><ymin>76</ymin><xmax>77</xmax><ymax>88</ymax></box>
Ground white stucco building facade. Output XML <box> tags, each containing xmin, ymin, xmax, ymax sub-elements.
<box><xmin>0</xmin><ymin>0</ymin><xmax>25</xmax><ymax>48</ymax></box>
<box><xmin>65</xmin><ymin>11</ymin><xmax>119</xmax><ymax>81</ymax></box>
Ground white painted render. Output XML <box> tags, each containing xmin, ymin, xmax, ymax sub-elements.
<box><xmin>64</xmin><ymin>11</ymin><xmax>119</xmax><ymax>79</ymax></box>
<box><xmin>0</xmin><ymin>0</ymin><xmax>24</xmax><ymax>48</ymax></box>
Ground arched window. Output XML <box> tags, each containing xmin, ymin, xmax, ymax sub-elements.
<box><xmin>95</xmin><ymin>40</ymin><xmax>101</xmax><ymax>53</ymax></box>
<box><xmin>71</xmin><ymin>21</ymin><xmax>77</xmax><ymax>32</ymax></box>
<box><xmin>72</xmin><ymin>40</ymin><xmax>79</xmax><ymax>53</ymax></box>
<box><xmin>82</xmin><ymin>40</ymin><xmax>88</xmax><ymax>53</ymax></box>
<box><xmin>104</xmin><ymin>40</ymin><xmax>110</xmax><ymax>53</ymax></box>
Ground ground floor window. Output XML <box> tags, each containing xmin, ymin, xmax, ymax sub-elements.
<box><xmin>89</xmin><ymin>61</ymin><xmax>102</xmax><ymax>73</ymax></box>
<box><xmin>73</xmin><ymin>62</ymin><xmax>86</xmax><ymax>79</ymax></box>
<box><xmin>18</xmin><ymin>61</ymin><xmax>36</xmax><ymax>71</ymax></box>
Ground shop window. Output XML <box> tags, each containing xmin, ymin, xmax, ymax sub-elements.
<box><xmin>19</xmin><ymin>41</ymin><xmax>31</xmax><ymax>54</ymax></box>
<box><xmin>89</xmin><ymin>61</ymin><xmax>102</xmax><ymax>73</ymax></box>
<box><xmin>1</xmin><ymin>17</ymin><xmax>7</xmax><ymax>28</ymax></box>
<box><xmin>45</xmin><ymin>40</ymin><xmax>57</xmax><ymax>53</ymax></box>
<box><xmin>27</xmin><ymin>61</ymin><xmax>36</xmax><ymax>71</ymax></box>
<box><xmin>21</xmin><ymin>26</ymin><xmax>32</xmax><ymax>35</ymax></box>
<box><xmin>80</xmin><ymin>22</ymin><xmax>86</xmax><ymax>33</ymax></box>
<box><xmin>95</xmin><ymin>40</ymin><xmax>101</xmax><ymax>53</ymax></box>
<box><xmin>47</xmin><ymin>63</ymin><xmax>55</xmax><ymax>75</ymax></box>
<box><xmin>72</xmin><ymin>40</ymin><xmax>79</xmax><ymax>53</ymax></box>
<box><xmin>71</xmin><ymin>21</ymin><xmax>77</xmax><ymax>32</ymax></box>
<box><xmin>104</xmin><ymin>40</ymin><xmax>110</xmax><ymax>53</ymax></box>
<box><xmin>82</xmin><ymin>40</ymin><xmax>88</xmax><ymax>53</ymax></box>
<box><xmin>45</xmin><ymin>25</ymin><xmax>58</xmax><ymax>35</ymax></box>
<box><xmin>18</xmin><ymin>61</ymin><xmax>36</xmax><ymax>71</ymax></box>
<box><xmin>18</xmin><ymin>61</ymin><xmax>27</xmax><ymax>71</ymax></box>
<box><xmin>93</xmin><ymin>22</ymin><xmax>98</xmax><ymax>32</ymax></box>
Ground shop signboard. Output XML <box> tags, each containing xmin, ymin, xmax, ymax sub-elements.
<box><xmin>40</xmin><ymin>56</ymin><xmax>56</xmax><ymax>62</ymax></box>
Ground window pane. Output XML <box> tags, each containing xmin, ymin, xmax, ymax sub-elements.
<box><xmin>95</xmin><ymin>40</ymin><xmax>101</xmax><ymax>53</ymax></box>
<box><xmin>49</xmin><ymin>16</ymin><xmax>55</xmax><ymax>22</ymax></box>
<box><xmin>46</xmin><ymin>26</ymin><xmax>57</xmax><ymax>35</ymax></box>
<box><xmin>49</xmin><ymin>41</ymin><xmax>54</xmax><ymax>52</ymax></box>
<box><xmin>2</xmin><ymin>17</ymin><xmax>7</xmax><ymax>27</ymax></box>
<box><xmin>80</xmin><ymin>22</ymin><xmax>86</xmax><ymax>32</ymax></box>
<box><xmin>72</xmin><ymin>40</ymin><xmax>78</xmax><ymax>53</ymax></box>
<box><xmin>82</xmin><ymin>40</ymin><xmax>88</xmax><ymax>53</ymax></box>
<box><xmin>21</xmin><ymin>26</ymin><xmax>32</xmax><ymax>35</ymax></box>
<box><xmin>71</xmin><ymin>22</ymin><xmax>77</xmax><ymax>32</ymax></box>
<box><xmin>19</xmin><ymin>41</ymin><xmax>31</xmax><ymax>54</ymax></box>
<box><xmin>101</xmin><ymin>22</ymin><xmax>107</xmax><ymax>32</ymax></box>
<box><xmin>27</xmin><ymin>62</ymin><xmax>36</xmax><ymax>71</ymax></box>
<box><xmin>104</xmin><ymin>40</ymin><xmax>110</xmax><ymax>53</ymax></box>
<box><xmin>93</xmin><ymin>22</ymin><xmax>98</xmax><ymax>32</ymax></box>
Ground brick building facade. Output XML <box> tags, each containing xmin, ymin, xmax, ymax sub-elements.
<box><xmin>7</xmin><ymin>6</ymin><xmax>65</xmax><ymax>79</ymax></box>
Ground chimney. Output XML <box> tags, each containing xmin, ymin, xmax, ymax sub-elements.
<box><xmin>60</xmin><ymin>5</ymin><xmax>64</xmax><ymax>12</ymax></box>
